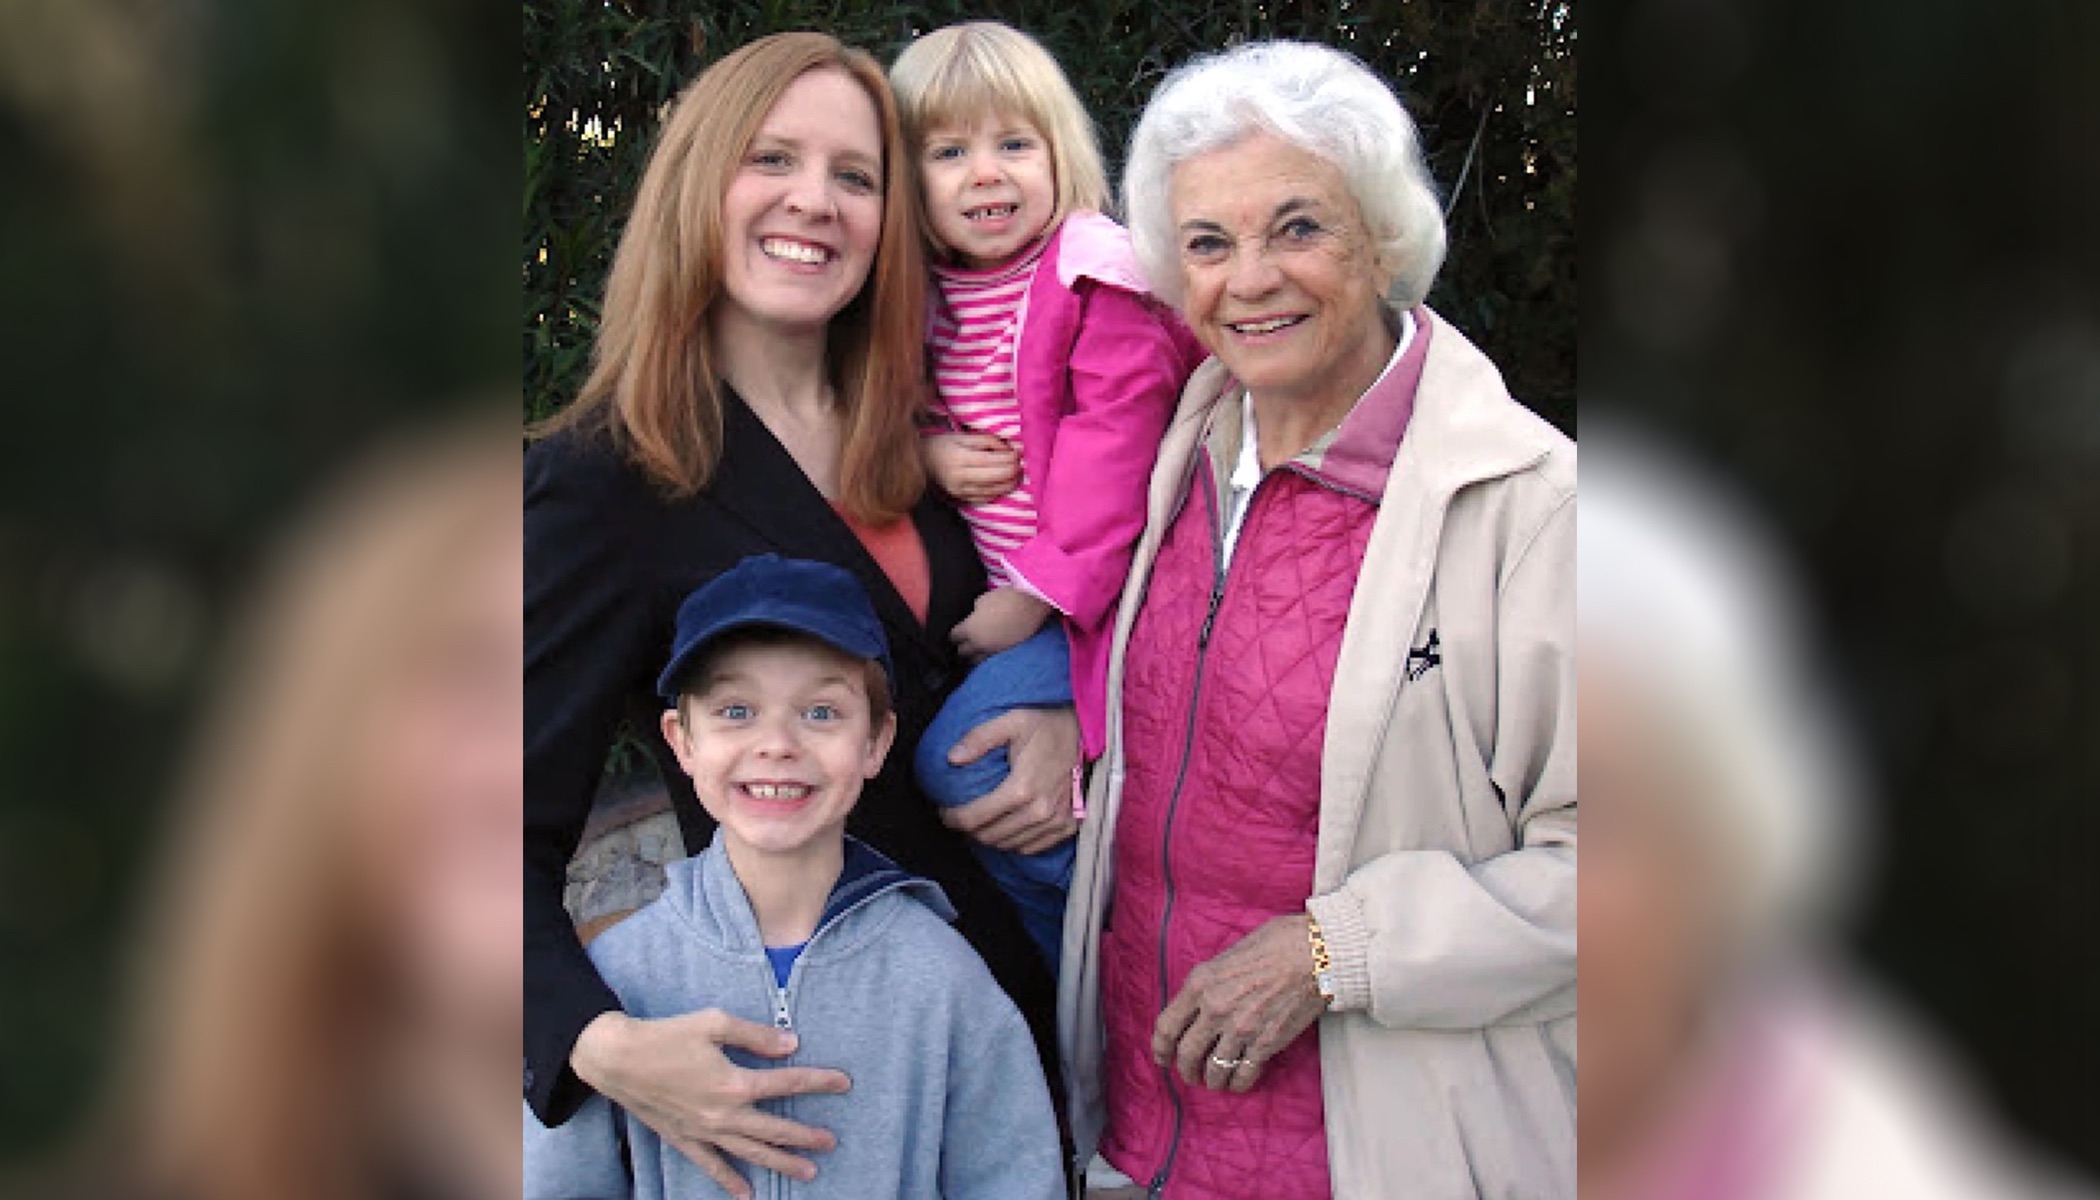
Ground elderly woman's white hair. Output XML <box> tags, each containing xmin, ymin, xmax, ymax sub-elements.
<box><xmin>1580</xmin><ymin>421</ymin><xmax>1871</xmax><ymax>954</ymax></box>
<box><xmin>1122</xmin><ymin>39</ymin><xmax>1447</xmax><ymax>309</ymax></box>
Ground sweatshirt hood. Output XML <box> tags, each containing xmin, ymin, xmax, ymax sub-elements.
<box><xmin>659</xmin><ymin>831</ymin><xmax>957</xmax><ymax>958</ymax></box>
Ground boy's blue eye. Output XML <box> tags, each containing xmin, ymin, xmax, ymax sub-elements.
<box><xmin>716</xmin><ymin>703</ymin><xmax>752</xmax><ymax>720</ymax></box>
<box><xmin>804</xmin><ymin>703</ymin><xmax>841</xmax><ymax>722</ymax></box>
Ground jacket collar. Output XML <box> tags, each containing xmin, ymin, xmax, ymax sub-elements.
<box><xmin>674</xmin><ymin>831</ymin><xmax>956</xmax><ymax>956</ymax></box>
<box><xmin>1204</xmin><ymin>306</ymin><xmax>1428</xmax><ymax>504</ymax></box>
<box><xmin>1051</xmin><ymin>210</ymin><xmax>1152</xmax><ymax>294</ymax></box>
<box><xmin>707</xmin><ymin>387</ymin><xmax>965</xmax><ymax>648</ymax></box>
<box><xmin>1318</xmin><ymin>309</ymin><xmax>1428</xmax><ymax>497</ymax></box>
<box><xmin>1387</xmin><ymin>307</ymin><xmax>1558</xmax><ymax>501</ymax></box>
<box><xmin>819</xmin><ymin>835</ymin><xmax>943</xmax><ymax>928</ymax></box>
<box><xmin>1177</xmin><ymin>307</ymin><xmax>1553</xmax><ymax>510</ymax></box>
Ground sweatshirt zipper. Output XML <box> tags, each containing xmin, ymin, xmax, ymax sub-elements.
<box><xmin>741</xmin><ymin>873</ymin><xmax>914</xmax><ymax>1199</ymax></box>
<box><xmin>1146</xmin><ymin>465</ymin><xmax>1238</xmax><ymax>1198</ymax></box>
<box><xmin>763</xmin><ymin>959</ymin><xmax>799</xmax><ymax>1200</ymax></box>
<box><xmin>760</xmin><ymin>874</ymin><xmax>901</xmax><ymax>1040</ymax></box>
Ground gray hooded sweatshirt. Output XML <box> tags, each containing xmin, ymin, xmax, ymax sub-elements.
<box><xmin>524</xmin><ymin>833</ymin><xmax>1065</xmax><ymax>1200</ymax></box>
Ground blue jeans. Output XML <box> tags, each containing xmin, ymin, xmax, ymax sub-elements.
<box><xmin>915</xmin><ymin>625</ymin><xmax>1075</xmax><ymax>971</ymax></box>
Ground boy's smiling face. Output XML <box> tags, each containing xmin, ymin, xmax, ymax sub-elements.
<box><xmin>663</xmin><ymin>636</ymin><xmax>895</xmax><ymax>862</ymax></box>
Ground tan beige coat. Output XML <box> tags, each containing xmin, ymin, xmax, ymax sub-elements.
<box><xmin>1060</xmin><ymin>312</ymin><xmax>1577</xmax><ymax>1198</ymax></box>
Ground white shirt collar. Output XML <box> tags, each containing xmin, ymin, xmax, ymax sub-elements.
<box><xmin>1234</xmin><ymin>308</ymin><xmax>1415</xmax><ymax>490</ymax></box>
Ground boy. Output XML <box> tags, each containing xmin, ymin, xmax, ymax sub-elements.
<box><xmin>524</xmin><ymin>554</ymin><xmax>1065</xmax><ymax>1200</ymax></box>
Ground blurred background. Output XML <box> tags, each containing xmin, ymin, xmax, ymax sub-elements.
<box><xmin>1584</xmin><ymin>0</ymin><xmax>2098</xmax><ymax>1185</ymax></box>
<box><xmin>0</xmin><ymin>0</ymin><xmax>513</xmax><ymax>1190</ymax></box>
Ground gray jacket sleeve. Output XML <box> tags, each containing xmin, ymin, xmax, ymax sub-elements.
<box><xmin>938</xmin><ymin>954</ymin><xmax>1068</xmax><ymax>1200</ymax></box>
<box><xmin>524</xmin><ymin>1094</ymin><xmax>632</xmax><ymax>1200</ymax></box>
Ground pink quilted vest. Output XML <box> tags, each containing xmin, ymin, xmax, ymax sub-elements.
<box><xmin>1098</xmin><ymin>448</ymin><xmax>1378</xmax><ymax>1199</ymax></box>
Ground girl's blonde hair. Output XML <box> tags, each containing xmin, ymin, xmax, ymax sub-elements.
<box><xmin>888</xmin><ymin>22</ymin><xmax>1109</xmax><ymax>259</ymax></box>
<box><xmin>536</xmin><ymin>33</ymin><xmax>927</xmax><ymax>524</ymax></box>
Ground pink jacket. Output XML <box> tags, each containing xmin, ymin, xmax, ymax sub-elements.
<box><xmin>1064</xmin><ymin>311</ymin><xmax>1578</xmax><ymax>1199</ymax></box>
<box><xmin>1093</xmin><ymin>320</ymin><xmax>1430</xmax><ymax>1199</ymax></box>
<box><xmin>932</xmin><ymin>212</ymin><xmax>1204</xmax><ymax>757</ymax></box>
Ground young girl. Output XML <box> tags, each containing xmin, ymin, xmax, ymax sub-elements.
<box><xmin>889</xmin><ymin>22</ymin><xmax>1205</xmax><ymax>968</ymax></box>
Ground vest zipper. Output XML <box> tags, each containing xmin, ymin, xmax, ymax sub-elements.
<box><xmin>1196</xmin><ymin>577</ymin><xmax>1224</xmax><ymax>648</ymax></box>
<box><xmin>1146</xmin><ymin>465</ymin><xmax>1245</xmax><ymax>1197</ymax></box>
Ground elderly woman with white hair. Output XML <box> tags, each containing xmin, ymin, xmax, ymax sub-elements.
<box><xmin>1058</xmin><ymin>40</ymin><xmax>1575</xmax><ymax>1200</ymax></box>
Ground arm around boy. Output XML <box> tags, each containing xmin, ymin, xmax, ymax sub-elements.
<box><xmin>526</xmin><ymin>556</ymin><xmax>1064</xmax><ymax>1200</ymax></box>
<box><xmin>528</xmin><ymin>837</ymin><xmax>1064</xmax><ymax>1200</ymax></box>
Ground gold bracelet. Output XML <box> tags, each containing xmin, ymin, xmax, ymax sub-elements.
<box><xmin>1307</xmin><ymin>913</ymin><xmax>1337</xmax><ymax>1007</ymax></box>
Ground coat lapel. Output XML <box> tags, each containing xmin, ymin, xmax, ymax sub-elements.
<box><xmin>1317</xmin><ymin>310</ymin><xmax>1557</xmax><ymax>886</ymax></box>
<box><xmin>709</xmin><ymin>391</ymin><xmax>953</xmax><ymax>657</ymax></box>
<box><xmin>911</xmin><ymin>493</ymin><xmax>980</xmax><ymax>637</ymax></box>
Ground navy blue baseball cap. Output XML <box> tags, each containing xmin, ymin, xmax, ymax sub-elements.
<box><xmin>656</xmin><ymin>554</ymin><xmax>893</xmax><ymax>704</ymax></box>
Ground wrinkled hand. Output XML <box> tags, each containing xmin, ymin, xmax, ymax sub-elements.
<box><xmin>923</xmin><ymin>433</ymin><xmax>1021</xmax><ymax>505</ymax></box>
<box><xmin>951</xmin><ymin>587</ymin><xmax>1053</xmax><ymax>662</ymax></box>
<box><xmin>940</xmin><ymin>705</ymin><xmax>1080</xmax><ymax>855</ymax></box>
<box><xmin>571</xmin><ymin>1009</ymin><xmax>850</xmax><ymax>1199</ymax></box>
<box><xmin>1152</xmin><ymin>914</ymin><xmax>1328</xmax><ymax>1093</ymax></box>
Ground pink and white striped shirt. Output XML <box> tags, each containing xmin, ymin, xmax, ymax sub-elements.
<box><xmin>926</xmin><ymin>236</ymin><xmax>1051</xmax><ymax>590</ymax></box>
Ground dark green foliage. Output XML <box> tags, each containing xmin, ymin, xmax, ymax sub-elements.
<box><xmin>526</xmin><ymin>0</ymin><xmax>1574</xmax><ymax>431</ymax></box>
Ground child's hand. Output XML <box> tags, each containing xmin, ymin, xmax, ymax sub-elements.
<box><xmin>952</xmin><ymin>587</ymin><xmax>1053</xmax><ymax>661</ymax></box>
<box><xmin>923</xmin><ymin>432</ymin><xmax>1020</xmax><ymax>505</ymax></box>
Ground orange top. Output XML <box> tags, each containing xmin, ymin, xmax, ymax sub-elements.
<box><xmin>834</xmin><ymin>506</ymin><xmax>930</xmax><ymax>625</ymax></box>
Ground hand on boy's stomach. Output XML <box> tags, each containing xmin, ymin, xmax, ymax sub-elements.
<box><xmin>571</xmin><ymin>1008</ymin><xmax>850</xmax><ymax>1200</ymax></box>
<box><xmin>940</xmin><ymin>706</ymin><xmax>1081</xmax><ymax>854</ymax></box>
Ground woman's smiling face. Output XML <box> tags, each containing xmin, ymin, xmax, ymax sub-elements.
<box><xmin>715</xmin><ymin>67</ymin><xmax>887</xmax><ymax>338</ymax></box>
<box><xmin>1169</xmin><ymin>132</ymin><xmax>1395</xmax><ymax>407</ymax></box>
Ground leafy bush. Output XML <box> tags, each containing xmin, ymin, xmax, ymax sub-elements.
<box><xmin>526</xmin><ymin>0</ymin><xmax>1574</xmax><ymax>431</ymax></box>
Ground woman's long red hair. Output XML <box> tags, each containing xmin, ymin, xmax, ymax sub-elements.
<box><xmin>535</xmin><ymin>32</ymin><xmax>928</xmax><ymax>524</ymax></box>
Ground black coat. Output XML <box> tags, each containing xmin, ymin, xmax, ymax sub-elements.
<box><xmin>524</xmin><ymin>392</ymin><xmax>1054</xmax><ymax>1122</ymax></box>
